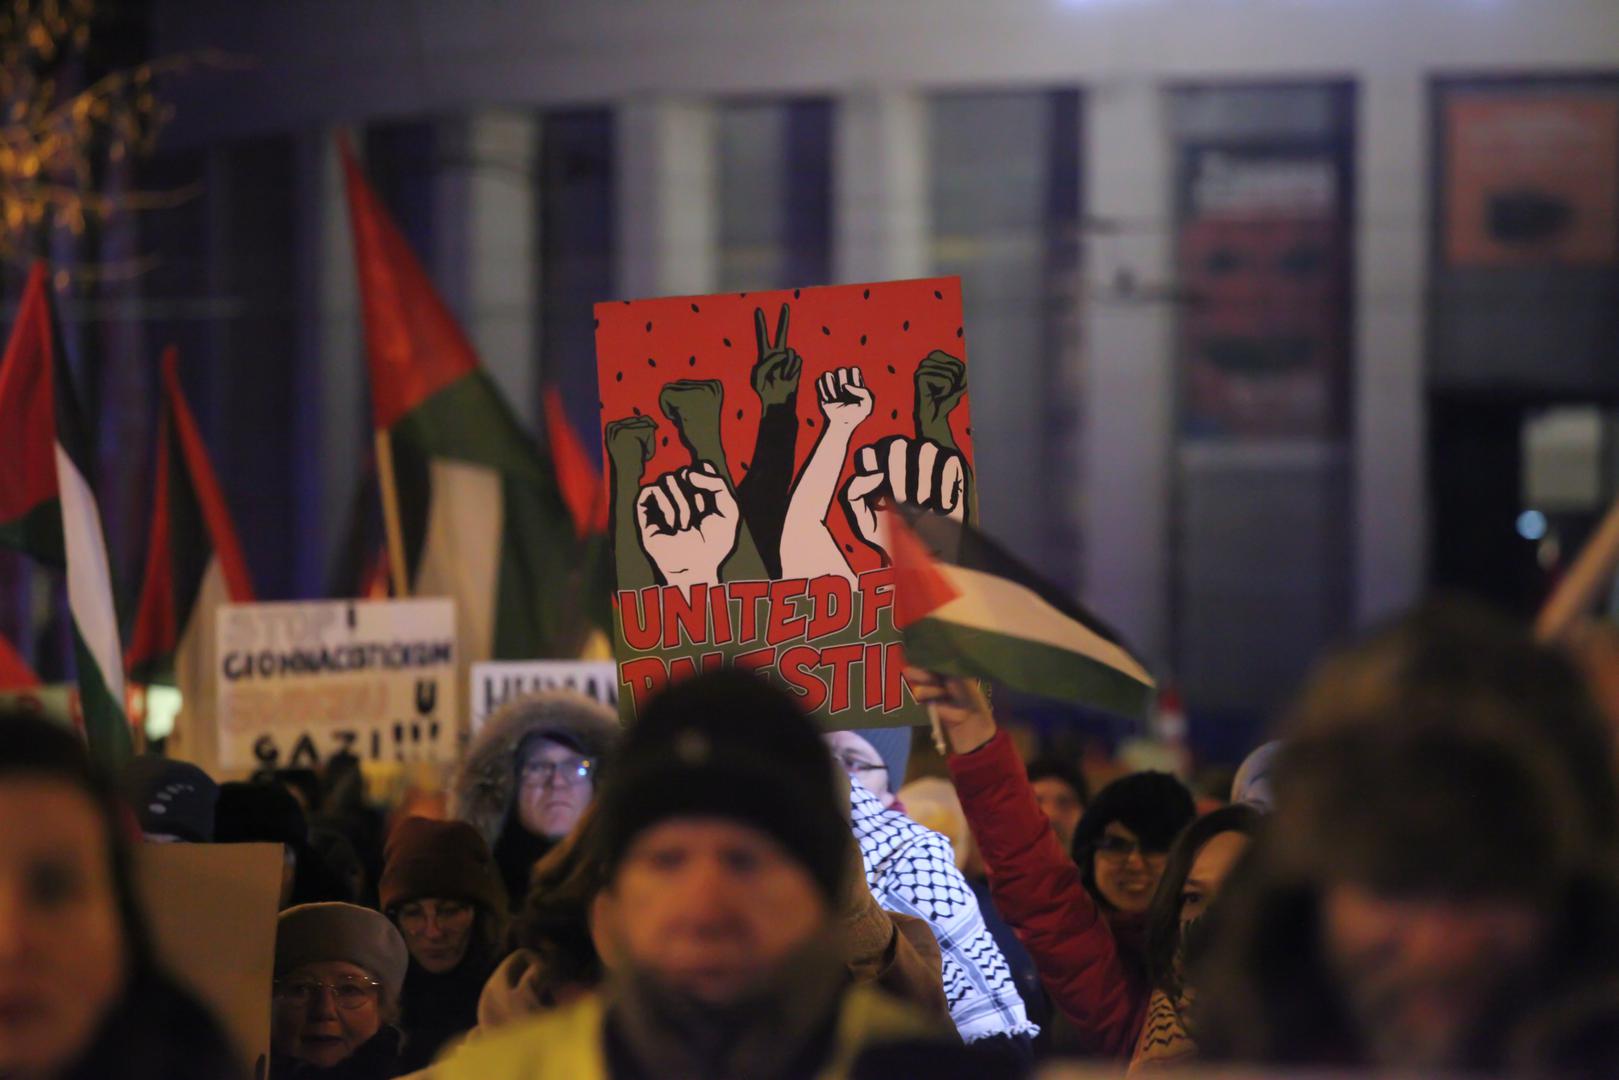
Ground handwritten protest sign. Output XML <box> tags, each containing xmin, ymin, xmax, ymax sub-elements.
<box><xmin>595</xmin><ymin>277</ymin><xmax>976</xmax><ymax>728</ymax></box>
<box><xmin>215</xmin><ymin>599</ymin><xmax>457</xmax><ymax>769</ymax></box>
<box><xmin>470</xmin><ymin>659</ymin><xmax>620</xmax><ymax>733</ymax></box>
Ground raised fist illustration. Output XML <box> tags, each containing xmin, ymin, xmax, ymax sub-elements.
<box><xmin>842</xmin><ymin>435</ymin><xmax>969</xmax><ymax>556</ymax></box>
<box><xmin>751</xmin><ymin>303</ymin><xmax>803</xmax><ymax>409</ymax></box>
<box><xmin>605</xmin><ymin>414</ymin><xmax>658</xmax><ymax>469</ymax></box>
<box><xmin>816</xmin><ymin>366</ymin><xmax>874</xmax><ymax>432</ymax></box>
<box><xmin>658</xmin><ymin>378</ymin><xmax>727</xmax><ymax>464</ymax></box>
<box><xmin>914</xmin><ymin>350</ymin><xmax>967</xmax><ymax>444</ymax></box>
<box><xmin>635</xmin><ymin>462</ymin><xmax>739</xmax><ymax>589</ymax></box>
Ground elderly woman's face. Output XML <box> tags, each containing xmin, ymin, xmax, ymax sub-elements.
<box><xmin>0</xmin><ymin>779</ymin><xmax>128</xmax><ymax>1077</ymax></box>
<box><xmin>271</xmin><ymin>960</ymin><xmax>383</xmax><ymax>1068</ymax></box>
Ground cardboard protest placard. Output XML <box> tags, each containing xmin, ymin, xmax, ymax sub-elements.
<box><xmin>215</xmin><ymin>599</ymin><xmax>457</xmax><ymax>769</ymax></box>
<box><xmin>471</xmin><ymin>659</ymin><xmax>620</xmax><ymax>732</ymax></box>
<box><xmin>135</xmin><ymin>842</ymin><xmax>281</xmax><ymax>1079</ymax></box>
<box><xmin>594</xmin><ymin>277</ymin><xmax>976</xmax><ymax>727</ymax></box>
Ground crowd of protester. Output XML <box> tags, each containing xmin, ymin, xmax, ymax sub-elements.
<box><xmin>5</xmin><ymin>598</ymin><xmax>1619</xmax><ymax>1077</ymax></box>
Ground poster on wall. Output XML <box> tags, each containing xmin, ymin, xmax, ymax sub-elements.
<box><xmin>215</xmin><ymin>598</ymin><xmax>457</xmax><ymax>769</ymax></box>
<box><xmin>1177</xmin><ymin>148</ymin><xmax>1350</xmax><ymax>440</ymax></box>
<box><xmin>1444</xmin><ymin>93</ymin><xmax>1619</xmax><ymax>268</ymax></box>
<box><xmin>594</xmin><ymin>277</ymin><xmax>976</xmax><ymax>727</ymax></box>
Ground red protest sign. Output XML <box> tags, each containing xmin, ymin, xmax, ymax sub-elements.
<box><xmin>595</xmin><ymin>277</ymin><xmax>975</xmax><ymax>726</ymax></box>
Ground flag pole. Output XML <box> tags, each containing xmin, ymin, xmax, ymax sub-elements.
<box><xmin>374</xmin><ymin>427</ymin><xmax>410</xmax><ymax>599</ymax></box>
<box><xmin>1536</xmin><ymin>495</ymin><xmax>1619</xmax><ymax>642</ymax></box>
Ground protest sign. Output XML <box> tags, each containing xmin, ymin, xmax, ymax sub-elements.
<box><xmin>594</xmin><ymin>277</ymin><xmax>976</xmax><ymax>728</ymax></box>
<box><xmin>215</xmin><ymin>598</ymin><xmax>457</xmax><ymax>769</ymax></box>
<box><xmin>470</xmin><ymin>659</ymin><xmax>620</xmax><ymax>732</ymax></box>
<box><xmin>135</xmin><ymin>841</ymin><xmax>280</xmax><ymax>1079</ymax></box>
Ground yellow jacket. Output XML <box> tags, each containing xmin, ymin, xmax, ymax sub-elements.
<box><xmin>429</xmin><ymin>985</ymin><xmax>940</xmax><ymax>1080</ymax></box>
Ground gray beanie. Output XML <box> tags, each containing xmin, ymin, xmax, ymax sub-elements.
<box><xmin>275</xmin><ymin>902</ymin><xmax>408</xmax><ymax>1004</ymax></box>
<box><xmin>851</xmin><ymin>727</ymin><xmax>912</xmax><ymax>790</ymax></box>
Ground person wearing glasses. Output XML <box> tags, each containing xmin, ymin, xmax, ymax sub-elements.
<box><xmin>378</xmin><ymin>817</ymin><xmax>509</xmax><ymax>1072</ymax></box>
<box><xmin>914</xmin><ymin>668</ymin><xmax>1195</xmax><ymax>1060</ymax></box>
<box><xmin>270</xmin><ymin>902</ymin><xmax>408</xmax><ymax>1078</ymax></box>
<box><xmin>451</xmin><ymin>692</ymin><xmax>620</xmax><ymax>912</ymax></box>
<box><xmin>825</xmin><ymin>728</ymin><xmax>911</xmax><ymax>809</ymax></box>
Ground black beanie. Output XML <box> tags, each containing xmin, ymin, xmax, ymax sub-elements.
<box><xmin>595</xmin><ymin>670</ymin><xmax>847</xmax><ymax>901</ymax></box>
<box><xmin>214</xmin><ymin>781</ymin><xmax>308</xmax><ymax>847</ymax></box>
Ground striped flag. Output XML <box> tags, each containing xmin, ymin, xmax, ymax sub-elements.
<box><xmin>339</xmin><ymin>137</ymin><xmax>603</xmax><ymax>670</ymax></box>
<box><xmin>891</xmin><ymin>510</ymin><xmax>1156</xmax><ymax>720</ymax></box>
<box><xmin>0</xmin><ymin>263</ymin><xmax>131</xmax><ymax>763</ymax></box>
<box><xmin>126</xmin><ymin>346</ymin><xmax>255</xmax><ymax>766</ymax></box>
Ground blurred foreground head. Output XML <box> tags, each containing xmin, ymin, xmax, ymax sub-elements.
<box><xmin>590</xmin><ymin>669</ymin><xmax>848</xmax><ymax>1007</ymax></box>
<box><xmin>1194</xmin><ymin>600</ymin><xmax>1619</xmax><ymax>1074</ymax></box>
<box><xmin>0</xmin><ymin>710</ymin><xmax>239</xmax><ymax>1079</ymax></box>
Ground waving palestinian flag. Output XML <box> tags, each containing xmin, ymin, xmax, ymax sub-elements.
<box><xmin>340</xmin><ymin>137</ymin><xmax>601</xmax><ymax>665</ymax></box>
<box><xmin>891</xmin><ymin>510</ymin><xmax>1156</xmax><ymax>720</ymax></box>
<box><xmin>0</xmin><ymin>263</ymin><xmax>130</xmax><ymax>763</ymax></box>
<box><xmin>126</xmin><ymin>346</ymin><xmax>255</xmax><ymax>766</ymax></box>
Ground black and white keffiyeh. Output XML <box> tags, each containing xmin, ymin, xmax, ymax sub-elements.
<box><xmin>849</xmin><ymin>779</ymin><xmax>1039</xmax><ymax>1044</ymax></box>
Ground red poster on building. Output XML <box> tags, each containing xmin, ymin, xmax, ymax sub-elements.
<box><xmin>594</xmin><ymin>278</ymin><xmax>974</xmax><ymax>726</ymax></box>
<box><xmin>1445</xmin><ymin>94</ymin><xmax>1619</xmax><ymax>267</ymax></box>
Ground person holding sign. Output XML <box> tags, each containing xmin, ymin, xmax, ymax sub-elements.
<box><xmin>0</xmin><ymin>709</ymin><xmax>243</xmax><ymax>1080</ymax></box>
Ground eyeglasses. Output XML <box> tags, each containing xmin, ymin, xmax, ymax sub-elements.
<box><xmin>1094</xmin><ymin>834</ymin><xmax>1168</xmax><ymax>861</ymax></box>
<box><xmin>520</xmin><ymin>757</ymin><xmax>595</xmax><ymax>785</ymax></box>
<box><xmin>273</xmin><ymin>976</ymin><xmax>380</xmax><ymax>1010</ymax></box>
<box><xmin>834</xmin><ymin>754</ymin><xmax>887</xmax><ymax>777</ymax></box>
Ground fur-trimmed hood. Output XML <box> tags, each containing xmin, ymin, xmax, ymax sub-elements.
<box><xmin>451</xmin><ymin>691</ymin><xmax>620</xmax><ymax>849</ymax></box>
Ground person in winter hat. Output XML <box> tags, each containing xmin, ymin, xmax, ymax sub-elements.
<box><xmin>433</xmin><ymin>670</ymin><xmax>997</xmax><ymax>1080</ymax></box>
<box><xmin>451</xmin><ymin>691</ymin><xmax>619</xmax><ymax>911</ymax></box>
<box><xmin>1194</xmin><ymin>601</ymin><xmax>1619</xmax><ymax>1075</ymax></box>
<box><xmin>271</xmin><ymin>902</ymin><xmax>408</xmax><ymax>1079</ymax></box>
<box><xmin>121</xmin><ymin>755</ymin><xmax>219</xmax><ymax>843</ymax></box>
<box><xmin>379</xmin><ymin>817</ymin><xmax>509</xmax><ymax>1072</ymax></box>
<box><xmin>825</xmin><ymin>727</ymin><xmax>911</xmax><ymax>809</ymax></box>
<box><xmin>216</xmin><ymin>780</ymin><xmax>352</xmax><ymax>908</ymax></box>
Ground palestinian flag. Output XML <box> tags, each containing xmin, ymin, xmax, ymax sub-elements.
<box><xmin>0</xmin><ymin>263</ymin><xmax>131</xmax><ymax>763</ymax></box>
<box><xmin>340</xmin><ymin>137</ymin><xmax>601</xmax><ymax>669</ymax></box>
<box><xmin>891</xmin><ymin>510</ymin><xmax>1156</xmax><ymax>719</ymax></box>
<box><xmin>126</xmin><ymin>346</ymin><xmax>255</xmax><ymax>766</ymax></box>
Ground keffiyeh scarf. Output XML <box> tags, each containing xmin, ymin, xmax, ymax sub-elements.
<box><xmin>849</xmin><ymin>779</ymin><xmax>1039</xmax><ymax>1044</ymax></box>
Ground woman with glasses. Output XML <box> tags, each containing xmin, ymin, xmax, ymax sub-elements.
<box><xmin>913</xmin><ymin>669</ymin><xmax>1195</xmax><ymax>1061</ymax></box>
<box><xmin>378</xmin><ymin>818</ymin><xmax>508</xmax><ymax>1072</ymax></box>
<box><xmin>270</xmin><ymin>902</ymin><xmax>407</xmax><ymax>1078</ymax></box>
<box><xmin>451</xmin><ymin>693</ymin><xmax>620</xmax><ymax>912</ymax></box>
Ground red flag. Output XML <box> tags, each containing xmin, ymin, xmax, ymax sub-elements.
<box><xmin>339</xmin><ymin>134</ymin><xmax>478</xmax><ymax>430</ymax></box>
<box><xmin>127</xmin><ymin>347</ymin><xmax>255</xmax><ymax>680</ymax></box>
<box><xmin>544</xmin><ymin>385</ymin><xmax>607</xmax><ymax>538</ymax></box>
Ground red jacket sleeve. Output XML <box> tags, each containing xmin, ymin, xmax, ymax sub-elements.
<box><xmin>948</xmin><ymin>729</ymin><xmax>1147</xmax><ymax>1057</ymax></box>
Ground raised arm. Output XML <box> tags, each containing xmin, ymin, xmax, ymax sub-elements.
<box><xmin>912</xmin><ymin>669</ymin><xmax>1146</xmax><ymax>1058</ymax></box>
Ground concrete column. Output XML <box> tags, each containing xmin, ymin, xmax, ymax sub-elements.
<box><xmin>1079</xmin><ymin>79</ymin><xmax>1176</xmax><ymax>665</ymax></box>
<box><xmin>295</xmin><ymin>128</ymin><xmax>364</xmax><ymax>593</ymax></box>
<box><xmin>615</xmin><ymin>97</ymin><xmax>717</xmax><ymax>299</ymax></box>
<box><xmin>434</xmin><ymin>111</ymin><xmax>541</xmax><ymax>423</ymax></box>
<box><xmin>834</xmin><ymin>89</ymin><xmax>929</xmax><ymax>284</ymax></box>
<box><xmin>1354</xmin><ymin>71</ymin><xmax>1427</xmax><ymax>624</ymax></box>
